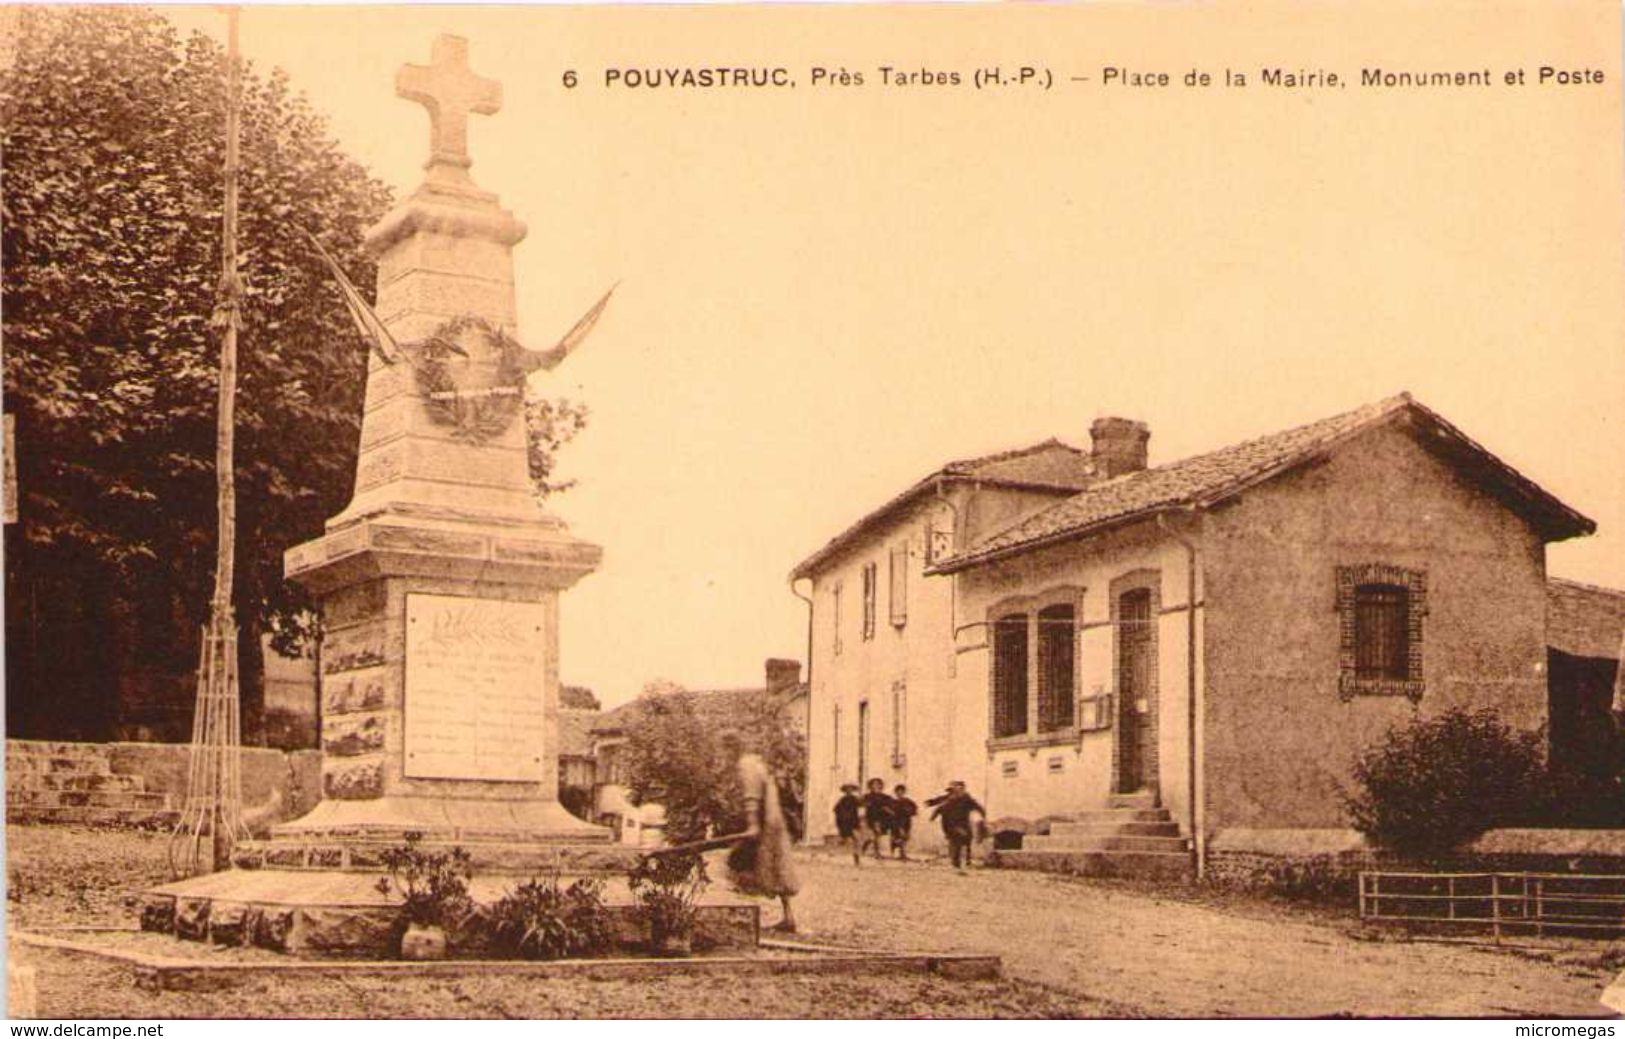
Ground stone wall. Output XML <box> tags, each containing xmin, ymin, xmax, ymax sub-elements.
<box><xmin>1205</xmin><ymin>828</ymin><xmax>1625</xmax><ymax>900</ymax></box>
<box><xmin>107</xmin><ymin>741</ymin><xmax>322</xmax><ymax>822</ymax></box>
<box><xmin>7</xmin><ymin>740</ymin><xmax>321</xmax><ymax>828</ymax></box>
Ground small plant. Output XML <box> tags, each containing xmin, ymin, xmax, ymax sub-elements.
<box><xmin>626</xmin><ymin>851</ymin><xmax>708</xmax><ymax>955</ymax></box>
<box><xmin>374</xmin><ymin>832</ymin><xmax>476</xmax><ymax>930</ymax></box>
<box><xmin>487</xmin><ymin>870</ymin><xmax>615</xmax><ymax>960</ymax></box>
<box><xmin>1343</xmin><ymin>707</ymin><xmax>1545</xmax><ymax>857</ymax></box>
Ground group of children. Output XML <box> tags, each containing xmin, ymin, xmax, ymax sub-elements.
<box><xmin>832</xmin><ymin>777</ymin><xmax>986</xmax><ymax>872</ymax></box>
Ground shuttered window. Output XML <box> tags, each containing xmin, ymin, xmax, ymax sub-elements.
<box><xmin>1036</xmin><ymin>604</ymin><xmax>1076</xmax><ymax>732</ymax></box>
<box><xmin>1354</xmin><ymin>584</ymin><xmax>1408</xmax><ymax>680</ymax></box>
<box><xmin>889</xmin><ymin>544</ymin><xmax>908</xmax><ymax>627</ymax></box>
<box><xmin>832</xmin><ymin>582</ymin><xmax>843</xmax><ymax>656</ymax></box>
<box><xmin>861</xmin><ymin>563</ymin><xmax>877</xmax><ymax>641</ymax></box>
<box><xmin>992</xmin><ymin>613</ymin><xmax>1029</xmax><ymax>738</ymax></box>
<box><xmin>1336</xmin><ymin>564</ymin><xmax>1426</xmax><ymax>701</ymax></box>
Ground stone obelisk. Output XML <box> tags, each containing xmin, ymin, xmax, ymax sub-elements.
<box><xmin>273</xmin><ymin>34</ymin><xmax>608</xmax><ymax>850</ymax></box>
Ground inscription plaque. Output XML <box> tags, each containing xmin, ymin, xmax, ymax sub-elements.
<box><xmin>404</xmin><ymin>593</ymin><xmax>547</xmax><ymax>782</ymax></box>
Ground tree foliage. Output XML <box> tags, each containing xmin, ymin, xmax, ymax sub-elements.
<box><xmin>526</xmin><ymin>397</ymin><xmax>589</xmax><ymax>501</ymax></box>
<box><xmin>2</xmin><ymin>5</ymin><xmax>391</xmax><ymax>705</ymax></box>
<box><xmin>624</xmin><ymin>682</ymin><xmax>807</xmax><ymax>846</ymax></box>
<box><xmin>1343</xmin><ymin>707</ymin><xmax>1545</xmax><ymax>856</ymax></box>
<box><xmin>2</xmin><ymin>8</ymin><xmax>588</xmax><ymax>740</ymax></box>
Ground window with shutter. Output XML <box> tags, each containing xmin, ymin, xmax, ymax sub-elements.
<box><xmin>1036</xmin><ymin>603</ymin><xmax>1076</xmax><ymax>732</ymax></box>
<box><xmin>832</xmin><ymin>581</ymin><xmax>843</xmax><ymax>656</ymax></box>
<box><xmin>861</xmin><ymin>563</ymin><xmax>877</xmax><ymax>641</ymax></box>
<box><xmin>992</xmin><ymin>613</ymin><xmax>1029</xmax><ymax>738</ymax></box>
<box><xmin>1354</xmin><ymin>584</ymin><xmax>1408</xmax><ymax>680</ymax></box>
<box><xmin>1337</xmin><ymin>564</ymin><xmax>1426</xmax><ymax>701</ymax></box>
<box><xmin>889</xmin><ymin>543</ymin><xmax>908</xmax><ymax>627</ymax></box>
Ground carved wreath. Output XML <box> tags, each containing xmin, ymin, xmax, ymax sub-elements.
<box><xmin>406</xmin><ymin>315</ymin><xmax>529</xmax><ymax>443</ymax></box>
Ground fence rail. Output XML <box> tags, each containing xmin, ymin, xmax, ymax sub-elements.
<box><xmin>1359</xmin><ymin>870</ymin><xmax>1625</xmax><ymax>938</ymax></box>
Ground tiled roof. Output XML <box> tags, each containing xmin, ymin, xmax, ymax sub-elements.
<box><xmin>940</xmin><ymin>439</ymin><xmax>1098</xmax><ymax>489</ymax></box>
<box><xmin>933</xmin><ymin>393</ymin><xmax>1594</xmax><ymax>573</ymax></box>
<box><xmin>590</xmin><ymin>685</ymin><xmax>803</xmax><ymax>737</ymax></box>
<box><xmin>1548</xmin><ymin>578</ymin><xmax>1625</xmax><ymax>660</ymax></box>
<box><xmin>790</xmin><ymin>440</ymin><xmax>1096</xmax><ymax>579</ymax></box>
<box><xmin>557</xmin><ymin>709</ymin><xmax>598</xmax><ymax>758</ymax></box>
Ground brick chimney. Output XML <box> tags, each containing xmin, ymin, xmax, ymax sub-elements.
<box><xmin>1090</xmin><ymin>417</ymin><xmax>1150</xmax><ymax>478</ymax></box>
<box><xmin>764</xmin><ymin>658</ymin><xmax>802</xmax><ymax>698</ymax></box>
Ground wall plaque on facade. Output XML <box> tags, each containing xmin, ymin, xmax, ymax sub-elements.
<box><xmin>404</xmin><ymin>593</ymin><xmax>547</xmax><ymax>782</ymax></box>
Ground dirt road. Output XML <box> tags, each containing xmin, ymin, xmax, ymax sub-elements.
<box><xmin>787</xmin><ymin>851</ymin><xmax>1617</xmax><ymax>1017</ymax></box>
<box><xmin>6</xmin><ymin>826</ymin><xmax>1616</xmax><ymax>1018</ymax></box>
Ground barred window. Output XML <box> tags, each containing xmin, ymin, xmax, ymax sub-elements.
<box><xmin>1337</xmin><ymin>564</ymin><xmax>1426</xmax><ymax>701</ymax></box>
<box><xmin>1036</xmin><ymin>604</ymin><xmax>1076</xmax><ymax>732</ymax></box>
<box><xmin>992</xmin><ymin>613</ymin><xmax>1029</xmax><ymax>738</ymax></box>
<box><xmin>1354</xmin><ymin>584</ymin><xmax>1408</xmax><ymax>680</ymax></box>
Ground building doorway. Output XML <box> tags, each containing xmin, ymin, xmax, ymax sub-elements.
<box><xmin>1116</xmin><ymin>587</ymin><xmax>1155</xmax><ymax>793</ymax></box>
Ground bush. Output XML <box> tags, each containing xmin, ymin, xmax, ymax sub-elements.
<box><xmin>486</xmin><ymin>871</ymin><xmax>615</xmax><ymax>960</ymax></box>
<box><xmin>374</xmin><ymin>833</ymin><xmax>476</xmax><ymax>929</ymax></box>
<box><xmin>1344</xmin><ymin>707</ymin><xmax>1544</xmax><ymax>856</ymax></box>
<box><xmin>627</xmin><ymin>852</ymin><xmax>708</xmax><ymax>953</ymax></box>
<box><xmin>623</xmin><ymin>682</ymin><xmax>806</xmax><ymax>845</ymax></box>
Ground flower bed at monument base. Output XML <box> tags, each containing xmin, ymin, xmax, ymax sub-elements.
<box><xmin>139</xmin><ymin>870</ymin><xmax>759</xmax><ymax>958</ymax></box>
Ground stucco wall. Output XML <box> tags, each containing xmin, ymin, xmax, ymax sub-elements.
<box><xmin>1202</xmin><ymin>424</ymin><xmax>1550</xmax><ymax>832</ymax></box>
<box><xmin>952</xmin><ymin>521</ymin><xmax>1200</xmax><ymax>832</ymax></box>
<box><xmin>803</xmin><ymin>481</ymin><xmax>1084</xmax><ymax>849</ymax></box>
<box><xmin>806</xmin><ymin>495</ymin><xmax>959</xmax><ymax>849</ymax></box>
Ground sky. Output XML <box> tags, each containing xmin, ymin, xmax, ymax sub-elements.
<box><xmin>158</xmin><ymin>2</ymin><xmax>1625</xmax><ymax>708</ymax></box>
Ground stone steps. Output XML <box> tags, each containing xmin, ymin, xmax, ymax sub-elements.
<box><xmin>4</xmin><ymin>772</ymin><xmax>147</xmax><ymax>793</ymax></box>
<box><xmin>7</xmin><ymin>806</ymin><xmax>181</xmax><ymax>829</ymax></box>
<box><xmin>1023</xmin><ymin>833</ymin><xmax>1190</xmax><ymax>854</ymax></box>
<box><xmin>992</xmin><ymin>848</ymin><xmax>1194</xmax><ymax>881</ymax></box>
<box><xmin>1054</xmin><ymin>808</ymin><xmax>1168</xmax><ymax>826</ymax></box>
<box><xmin>7</xmin><ymin>754</ymin><xmax>114</xmax><ymax>777</ymax></box>
<box><xmin>6</xmin><ymin>739</ymin><xmax>175</xmax><ymax>828</ymax></box>
<box><xmin>993</xmin><ymin>797</ymin><xmax>1193</xmax><ymax>880</ymax></box>
<box><xmin>7</xmin><ymin>789</ymin><xmax>170</xmax><ymax>809</ymax></box>
<box><xmin>1048</xmin><ymin>819</ymin><xmax>1182</xmax><ymax>838</ymax></box>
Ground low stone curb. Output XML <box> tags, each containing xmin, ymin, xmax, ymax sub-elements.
<box><xmin>12</xmin><ymin>929</ymin><xmax>1002</xmax><ymax>994</ymax></box>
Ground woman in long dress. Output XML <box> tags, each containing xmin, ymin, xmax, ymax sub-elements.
<box><xmin>721</xmin><ymin>732</ymin><xmax>800</xmax><ymax>932</ymax></box>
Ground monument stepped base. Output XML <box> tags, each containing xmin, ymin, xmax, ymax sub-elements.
<box><xmin>141</xmin><ymin>869</ymin><xmax>761</xmax><ymax>958</ymax></box>
<box><xmin>229</xmin><ymin>835</ymin><xmax>640</xmax><ymax>875</ymax></box>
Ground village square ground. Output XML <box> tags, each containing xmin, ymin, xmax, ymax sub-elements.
<box><xmin>5</xmin><ymin>825</ymin><xmax>1617</xmax><ymax>1019</ymax></box>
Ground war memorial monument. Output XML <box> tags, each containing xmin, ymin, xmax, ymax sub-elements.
<box><xmin>139</xmin><ymin>35</ymin><xmax>754</xmax><ymax>957</ymax></box>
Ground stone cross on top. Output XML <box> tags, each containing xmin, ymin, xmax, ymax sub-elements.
<box><xmin>397</xmin><ymin>35</ymin><xmax>501</xmax><ymax>179</ymax></box>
